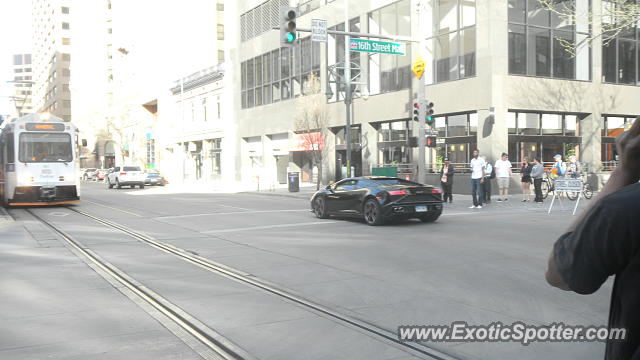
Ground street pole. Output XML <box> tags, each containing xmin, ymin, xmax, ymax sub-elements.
<box><xmin>417</xmin><ymin>2</ymin><xmax>427</xmax><ymax>184</ymax></box>
<box><xmin>181</xmin><ymin>77</ymin><xmax>186</xmax><ymax>183</ymax></box>
<box><xmin>344</xmin><ymin>1</ymin><xmax>352</xmax><ymax>178</ymax></box>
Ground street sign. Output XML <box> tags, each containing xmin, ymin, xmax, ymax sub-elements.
<box><xmin>554</xmin><ymin>179</ymin><xmax>582</xmax><ymax>192</ymax></box>
<box><xmin>412</xmin><ymin>55</ymin><xmax>425</xmax><ymax>79</ymax></box>
<box><xmin>311</xmin><ymin>19</ymin><xmax>327</xmax><ymax>42</ymax></box>
<box><xmin>349</xmin><ymin>38</ymin><xmax>405</xmax><ymax>55</ymax></box>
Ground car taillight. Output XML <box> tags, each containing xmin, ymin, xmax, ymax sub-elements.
<box><xmin>120</xmin><ymin>172</ymin><xmax>127</xmax><ymax>175</ymax></box>
<box><xmin>431</xmin><ymin>189</ymin><xmax>442</xmax><ymax>194</ymax></box>
<box><xmin>388</xmin><ymin>190</ymin><xmax>407</xmax><ymax>196</ymax></box>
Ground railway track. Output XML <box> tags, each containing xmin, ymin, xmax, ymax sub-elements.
<box><xmin>26</xmin><ymin>206</ymin><xmax>459</xmax><ymax>360</ymax></box>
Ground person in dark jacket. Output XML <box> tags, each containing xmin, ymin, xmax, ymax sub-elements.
<box><xmin>439</xmin><ymin>158</ymin><xmax>454</xmax><ymax>203</ymax></box>
<box><xmin>530</xmin><ymin>157</ymin><xmax>544</xmax><ymax>203</ymax></box>
<box><xmin>546</xmin><ymin>117</ymin><xmax>640</xmax><ymax>360</ymax></box>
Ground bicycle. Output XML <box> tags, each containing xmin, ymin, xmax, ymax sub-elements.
<box><xmin>566</xmin><ymin>174</ymin><xmax>594</xmax><ymax>200</ymax></box>
<box><xmin>541</xmin><ymin>170</ymin><xmax>554</xmax><ymax>200</ymax></box>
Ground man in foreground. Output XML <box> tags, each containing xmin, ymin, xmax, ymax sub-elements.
<box><xmin>546</xmin><ymin>118</ymin><xmax>640</xmax><ymax>359</ymax></box>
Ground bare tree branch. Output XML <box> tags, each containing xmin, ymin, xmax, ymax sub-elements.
<box><xmin>294</xmin><ymin>73</ymin><xmax>331</xmax><ymax>190</ymax></box>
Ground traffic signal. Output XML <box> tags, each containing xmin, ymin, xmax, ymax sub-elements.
<box><xmin>412</xmin><ymin>103</ymin><xmax>420</xmax><ymax>122</ymax></box>
<box><xmin>425</xmin><ymin>101</ymin><xmax>434</xmax><ymax>125</ymax></box>
<box><xmin>280</xmin><ymin>7</ymin><xmax>298</xmax><ymax>47</ymax></box>
<box><xmin>426</xmin><ymin>136</ymin><xmax>437</xmax><ymax>148</ymax></box>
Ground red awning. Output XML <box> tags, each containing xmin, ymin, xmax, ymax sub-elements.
<box><xmin>289</xmin><ymin>132</ymin><xmax>324</xmax><ymax>152</ymax></box>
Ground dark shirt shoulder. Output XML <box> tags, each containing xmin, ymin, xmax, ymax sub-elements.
<box><xmin>553</xmin><ymin>183</ymin><xmax>640</xmax><ymax>360</ymax></box>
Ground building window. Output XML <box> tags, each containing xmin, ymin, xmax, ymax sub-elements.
<box><xmin>146</xmin><ymin>139</ymin><xmax>155</xmax><ymax>167</ymax></box>
<box><xmin>62</xmin><ymin>37</ymin><xmax>71</xmax><ymax>45</ymax></box>
<box><xmin>62</xmin><ymin>53</ymin><xmax>70</xmax><ymax>61</ymax></box>
<box><xmin>423</xmin><ymin>0</ymin><xmax>477</xmax><ymax>84</ymax></box>
<box><xmin>217</xmin><ymin>24</ymin><xmax>224</xmax><ymax>40</ymax></box>
<box><xmin>508</xmin><ymin>0</ymin><xmax>591</xmax><ymax>80</ymax></box>
<box><xmin>218</xmin><ymin>50</ymin><xmax>224</xmax><ymax>63</ymax></box>
<box><xmin>507</xmin><ymin>111</ymin><xmax>583</xmax><ymax>164</ymax></box>
<box><xmin>210</xmin><ymin>138</ymin><xmax>222</xmax><ymax>175</ymax></box>
<box><xmin>62</xmin><ymin>22</ymin><xmax>70</xmax><ymax>30</ymax></box>
<box><xmin>368</xmin><ymin>1</ymin><xmax>411</xmax><ymax>93</ymax></box>
<box><xmin>217</xmin><ymin>96</ymin><xmax>221</xmax><ymax>119</ymax></box>
<box><xmin>601</xmin><ymin>0</ymin><xmax>640</xmax><ymax>85</ymax></box>
<box><xmin>61</xmin><ymin>6</ymin><xmax>69</xmax><ymax>14</ymax></box>
<box><xmin>217</xmin><ymin>3</ymin><xmax>224</xmax><ymax>11</ymax></box>
<box><xmin>240</xmin><ymin>0</ymin><xmax>287</xmax><ymax>42</ymax></box>
<box><xmin>202</xmin><ymin>98</ymin><xmax>207</xmax><ymax>121</ymax></box>
<box><xmin>13</xmin><ymin>54</ymin><xmax>23</xmax><ymax>65</ymax></box>
<box><xmin>328</xmin><ymin>18</ymin><xmax>361</xmax><ymax>101</ymax></box>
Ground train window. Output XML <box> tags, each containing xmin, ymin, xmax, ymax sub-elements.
<box><xmin>19</xmin><ymin>133</ymin><xmax>72</xmax><ymax>163</ymax></box>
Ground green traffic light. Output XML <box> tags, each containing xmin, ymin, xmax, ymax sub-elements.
<box><xmin>286</xmin><ymin>32</ymin><xmax>296</xmax><ymax>43</ymax></box>
<box><xmin>427</xmin><ymin>116</ymin><xmax>433</xmax><ymax>122</ymax></box>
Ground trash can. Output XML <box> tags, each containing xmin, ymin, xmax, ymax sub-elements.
<box><xmin>288</xmin><ymin>172</ymin><xmax>300</xmax><ymax>192</ymax></box>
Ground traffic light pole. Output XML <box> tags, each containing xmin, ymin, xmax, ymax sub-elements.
<box><xmin>344</xmin><ymin>2</ymin><xmax>352</xmax><ymax>178</ymax></box>
<box><xmin>417</xmin><ymin>75</ymin><xmax>426</xmax><ymax>184</ymax></box>
<box><xmin>417</xmin><ymin>4</ymin><xmax>427</xmax><ymax>185</ymax></box>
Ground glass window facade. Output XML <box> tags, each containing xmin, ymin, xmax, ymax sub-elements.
<box><xmin>240</xmin><ymin>38</ymin><xmax>320</xmax><ymax>109</ymax></box>
<box><xmin>368</xmin><ymin>0</ymin><xmax>411</xmax><ymax>94</ymax></box>
<box><xmin>508</xmin><ymin>111</ymin><xmax>583</xmax><ymax>164</ymax></box>
<box><xmin>327</xmin><ymin>18</ymin><xmax>361</xmax><ymax>102</ymax></box>
<box><xmin>601</xmin><ymin>0</ymin><xmax>640</xmax><ymax>85</ymax></box>
<box><xmin>601</xmin><ymin>115</ymin><xmax>637</xmax><ymax>165</ymax></box>
<box><xmin>508</xmin><ymin>0</ymin><xmax>591</xmax><ymax>80</ymax></box>
<box><xmin>425</xmin><ymin>0</ymin><xmax>476</xmax><ymax>84</ymax></box>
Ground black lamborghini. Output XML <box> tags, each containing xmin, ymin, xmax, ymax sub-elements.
<box><xmin>310</xmin><ymin>177</ymin><xmax>443</xmax><ymax>226</ymax></box>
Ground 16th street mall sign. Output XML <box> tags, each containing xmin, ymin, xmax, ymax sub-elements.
<box><xmin>349</xmin><ymin>38</ymin><xmax>406</xmax><ymax>55</ymax></box>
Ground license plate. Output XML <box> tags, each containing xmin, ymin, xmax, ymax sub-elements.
<box><xmin>415</xmin><ymin>205</ymin><xmax>427</xmax><ymax>212</ymax></box>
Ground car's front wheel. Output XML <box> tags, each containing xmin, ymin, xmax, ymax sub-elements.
<box><xmin>363</xmin><ymin>198</ymin><xmax>384</xmax><ymax>226</ymax></box>
<box><xmin>313</xmin><ymin>197</ymin><xmax>329</xmax><ymax>219</ymax></box>
<box><xmin>419</xmin><ymin>210</ymin><xmax>442</xmax><ymax>223</ymax></box>
<box><xmin>106</xmin><ymin>179</ymin><xmax>114</xmax><ymax>189</ymax></box>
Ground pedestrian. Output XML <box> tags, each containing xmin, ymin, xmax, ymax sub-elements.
<box><xmin>482</xmin><ymin>156</ymin><xmax>493</xmax><ymax>204</ymax></box>
<box><xmin>469</xmin><ymin>149</ymin><xmax>486</xmax><ymax>209</ymax></box>
<box><xmin>493</xmin><ymin>152</ymin><xmax>512</xmax><ymax>202</ymax></box>
<box><xmin>520</xmin><ymin>157</ymin><xmax>532</xmax><ymax>202</ymax></box>
<box><xmin>567</xmin><ymin>155</ymin><xmax>581</xmax><ymax>179</ymax></box>
<box><xmin>551</xmin><ymin>154</ymin><xmax>566</xmax><ymax>178</ymax></box>
<box><xmin>545</xmin><ymin>117</ymin><xmax>640</xmax><ymax>360</ymax></box>
<box><xmin>439</xmin><ymin>157</ymin><xmax>454</xmax><ymax>203</ymax></box>
<box><xmin>531</xmin><ymin>157</ymin><xmax>544</xmax><ymax>203</ymax></box>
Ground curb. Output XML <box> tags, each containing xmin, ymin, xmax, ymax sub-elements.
<box><xmin>240</xmin><ymin>190</ymin><xmax>316</xmax><ymax>200</ymax></box>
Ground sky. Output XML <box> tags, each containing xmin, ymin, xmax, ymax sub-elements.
<box><xmin>0</xmin><ymin>0</ymin><xmax>32</xmax><ymax>118</ymax></box>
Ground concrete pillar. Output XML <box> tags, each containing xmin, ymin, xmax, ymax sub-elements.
<box><xmin>476</xmin><ymin>0</ymin><xmax>509</xmax><ymax>164</ymax></box>
<box><xmin>361</xmin><ymin>122</ymin><xmax>378</xmax><ymax>176</ymax></box>
<box><xmin>323</xmin><ymin>130</ymin><xmax>336</xmax><ymax>184</ymax></box>
<box><xmin>580</xmin><ymin>112</ymin><xmax>603</xmax><ymax>174</ymax></box>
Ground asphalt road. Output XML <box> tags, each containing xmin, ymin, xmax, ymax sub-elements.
<box><xmin>5</xmin><ymin>181</ymin><xmax>612</xmax><ymax>360</ymax></box>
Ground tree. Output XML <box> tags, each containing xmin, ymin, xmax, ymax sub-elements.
<box><xmin>294</xmin><ymin>73</ymin><xmax>330</xmax><ymax>190</ymax></box>
<box><xmin>540</xmin><ymin>0</ymin><xmax>640</xmax><ymax>56</ymax></box>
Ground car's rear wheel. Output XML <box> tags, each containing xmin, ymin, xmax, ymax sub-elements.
<box><xmin>313</xmin><ymin>197</ymin><xmax>329</xmax><ymax>219</ymax></box>
<box><xmin>363</xmin><ymin>199</ymin><xmax>384</xmax><ymax>226</ymax></box>
<box><xmin>419</xmin><ymin>210</ymin><xmax>442</xmax><ymax>223</ymax></box>
<box><xmin>139</xmin><ymin>184</ymin><xmax>145</xmax><ymax>189</ymax></box>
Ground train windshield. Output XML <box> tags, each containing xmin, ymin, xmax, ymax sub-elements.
<box><xmin>19</xmin><ymin>132</ymin><xmax>72</xmax><ymax>163</ymax></box>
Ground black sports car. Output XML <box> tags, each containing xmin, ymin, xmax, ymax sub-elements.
<box><xmin>310</xmin><ymin>176</ymin><xmax>443</xmax><ymax>225</ymax></box>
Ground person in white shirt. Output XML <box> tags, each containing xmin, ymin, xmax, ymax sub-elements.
<box><xmin>469</xmin><ymin>150</ymin><xmax>486</xmax><ymax>209</ymax></box>
<box><xmin>494</xmin><ymin>152</ymin><xmax>513</xmax><ymax>202</ymax></box>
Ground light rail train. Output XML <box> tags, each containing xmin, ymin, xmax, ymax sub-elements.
<box><xmin>0</xmin><ymin>113</ymin><xmax>81</xmax><ymax>206</ymax></box>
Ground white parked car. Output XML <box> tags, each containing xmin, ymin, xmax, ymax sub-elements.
<box><xmin>106</xmin><ymin>166</ymin><xmax>146</xmax><ymax>189</ymax></box>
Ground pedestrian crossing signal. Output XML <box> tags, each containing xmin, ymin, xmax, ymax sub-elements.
<box><xmin>426</xmin><ymin>136</ymin><xmax>437</xmax><ymax>147</ymax></box>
